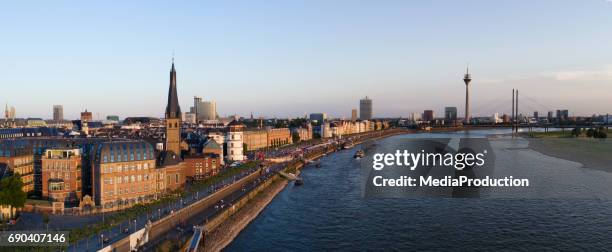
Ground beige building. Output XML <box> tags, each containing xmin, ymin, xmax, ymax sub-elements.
<box><xmin>91</xmin><ymin>141</ymin><xmax>159</xmax><ymax>211</ymax></box>
<box><xmin>244</xmin><ymin>130</ymin><xmax>268</xmax><ymax>151</ymax></box>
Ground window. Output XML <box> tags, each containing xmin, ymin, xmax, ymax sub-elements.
<box><xmin>103</xmin><ymin>155</ymin><xmax>108</xmax><ymax>163</ymax></box>
<box><xmin>137</xmin><ymin>175</ymin><xmax>142</xmax><ymax>182</ymax></box>
<box><xmin>131</xmin><ymin>175</ymin><xmax>135</xmax><ymax>182</ymax></box>
<box><xmin>175</xmin><ymin>174</ymin><xmax>179</xmax><ymax>183</ymax></box>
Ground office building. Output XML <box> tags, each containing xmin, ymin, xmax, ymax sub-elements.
<box><xmin>190</xmin><ymin>97</ymin><xmax>218</xmax><ymax>122</ymax></box>
<box><xmin>444</xmin><ymin>107</ymin><xmax>458</xmax><ymax>122</ymax></box>
<box><xmin>351</xmin><ymin>109</ymin><xmax>358</xmax><ymax>122</ymax></box>
<box><xmin>53</xmin><ymin>105</ymin><xmax>63</xmax><ymax>121</ymax></box>
<box><xmin>547</xmin><ymin>111</ymin><xmax>554</xmax><ymax>122</ymax></box>
<box><xmin>423</xmin><ymin>110</ymin><xmax>434</xmax><ymax>122</ymax></box>
<box><xmin>309</xmin><ymin>113</ymin><xmax>327</xmax><ymax>124</ymax></box>
<box><xmin>556</xmin><ymin>110</ymin><xmax>569</xmax><ymax>122</ymax></box>
<box><xmin>360</xmin><ymin>96</ymin><xmax>373</xmax><ymax>120</ymax></box>
<box><xmin>90</xmin><ymin>141</ymin><xmax>158</xmax><ymax>210</ymax></box>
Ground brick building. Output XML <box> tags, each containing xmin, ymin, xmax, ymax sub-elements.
<box><xmin>41</xmin><ymin>148</ymin><xmax>82</xmax><ymax>205</ymax></box>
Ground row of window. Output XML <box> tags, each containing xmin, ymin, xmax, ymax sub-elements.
<box><xmin>49</xmin><ymin>182</ymin><xmax>68</xmax><ymax>191</ymax></box>
<box><xmin>103</xmin><ymin>184</ymin><xmax>152</xmax><ymax>197</ymax></box>
<box><xmin>102</xmin><ymin>162</ymin><xmax>152</xmax><ymax>173</ymax></box>
<box><xmin>103</xmin><ymin>174</ymin><xmax>152</xmax><ymax>185</ymax></box>
<box><xmin>49</xmin><ymin>172</ymin><xmax>72</xmax><ymax>180</ymax></box>
<box><xmin>102</xmin><ymin>147</ymin><xmax>152</xmax><ymax>163</ymax></box>
<box><xmin>45</xmin><ymin>161</ymin><xmax>75</xmax><ymax>171</ymax></box>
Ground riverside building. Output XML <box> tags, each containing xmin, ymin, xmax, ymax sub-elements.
<box><xmin>41</xmin><ymin>148</ymin><xmax>82</xmax><ymax>205</ymax></box>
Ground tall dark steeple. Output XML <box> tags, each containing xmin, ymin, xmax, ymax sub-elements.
<box><xmin>165</xmin><ymin>59</ymin><xmax>182</xmax><ymax>157</ymax></box>
<box><xmin>165</xmin><ymin>59</ymin><xmax>181</xmax><ymax>119</ymax></box>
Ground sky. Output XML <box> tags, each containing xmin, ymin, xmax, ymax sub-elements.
<box><xmin>1</xmin><ymin>0</ymin><xmax>612</xmax><ymax>120</ymax></box>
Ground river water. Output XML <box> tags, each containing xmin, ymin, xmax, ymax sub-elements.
<box><xmin>226</xmin><ymin>130</ymin><xmax>612</xmax><ymax>251</ymax></box>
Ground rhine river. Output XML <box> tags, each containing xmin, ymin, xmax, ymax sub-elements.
<box><xmin>226</xmin><ymin>130</ymin><xmax>612</xmax><ymax>251</ymax></box>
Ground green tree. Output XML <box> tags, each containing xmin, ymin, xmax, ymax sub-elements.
<box><xmin>0</xmin><ymin>174</ymin><xmax>27</xmax><ymax>219</ymax></box>
<box><xmin>571</xmin><ymin>127</ymin><xmax>581</xmax><ymax>137</ymax></box>
<box><xmin>42</xmin><ymin>212</ymin><xmax>50</xmax><ymax>230</ymax></box>
<box><xmin>586</xmin><ymin>128</ymin><xmax>595</xmax><ymax>138</ymax></box>
<box><xmin>292</xmin><ymin>132</ymin><xmax>301</xmax><ymax>143</ymax></box>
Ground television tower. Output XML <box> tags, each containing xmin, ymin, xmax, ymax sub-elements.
<box><xmin>463</xmin><ymin>65</ymin><xmax>472</xmax><ymax>124</ymax></box>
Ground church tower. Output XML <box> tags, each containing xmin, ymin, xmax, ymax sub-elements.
<box><xmin>165</xmin><ymin>59</ymin><xmax>182</xmax><ymax>156</ymax></box>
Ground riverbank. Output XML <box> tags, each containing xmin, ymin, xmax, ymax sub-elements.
<box><xmin>527</xmin><ymin>137</ymin><xmax>612</xmax><ymax>172</ymax></box>
<box><xmin>203</xmin><ymin>177</ymin><xmax>289</xmax><ymax>251</ymax></box>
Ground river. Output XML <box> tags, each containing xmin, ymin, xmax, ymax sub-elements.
<box><xmin>226</xmin><ymin>129</ymin><xmax>612</xmax><ymax>251</ymax></box>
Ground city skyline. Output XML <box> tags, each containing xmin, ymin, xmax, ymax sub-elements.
<box><xmin>2</xmin><ymin>1</ymin><xmax>612</xmax><ymax>119</ymax></box>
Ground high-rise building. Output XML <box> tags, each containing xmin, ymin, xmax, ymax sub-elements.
<box><xmin>444</xmin><ymin>107</ymin><xmax>458</xmax><ymax>122</ymax></box>
<box><xmin>463</xmin><ymin>65</ymin><xmax>472</xmax><ymax>124</ymax></box>
<box><xmin>423</xmin><ymin>110</ymin><xmax>434</xmax><ymax>122</ymax></box>
<box><xmin>190</xmin><ymin>96</ymin><xmax>217</xmax><ymax>122</ymax></box>
<box><xmin>53</xmin><ymin>105</ymin><xmax>64</xmax><ymax>121</ymax></box>
<box><xmin>309</xmin><ymin>113</ymin><xmax>327</xmax><ymax>124</ymax></box>
<box><xmin>533</xmin><ymin>111</ymin><xmax>539</xmax><ymax>120</ymax></box>
<box><xmin>411</xmin><ymin>112</ymin><xmax>421</xmax><ymax>122</ymax></box>
<box><xmin>547</xmin><ymin>111</ymin><xmax>554</xmax><ymax>122</ymax></box>
<box><xmin>556</xmin><ymin>110</ymin><xmax>569</xmax><ymax>122</ymax></box>
<box><xmin>351</xmin><ymin>109</ymin><xmax>358</xmax><ymax>122</ymax></box>
<box><xmin>165</xmin><ymin>60</ymin><xmax>182</xmax><ymax>156</ymax></box>
<box><xmin>359</xmin><ymin>96</ymin><xmax>373</xmax><ymax>120</ymax></box>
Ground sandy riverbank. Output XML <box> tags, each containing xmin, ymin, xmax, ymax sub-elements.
<box><xmin>527</xmin><ymin>137</ymin><xmax>612</xmax><ymax>172</ymax></box>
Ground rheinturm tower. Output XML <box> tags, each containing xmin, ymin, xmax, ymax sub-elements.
<box><xmin>463</xmin><ymin>65</ymin><xmax>472</xmax><ymax>124</ymax></box>
<box><xmin>165</xmin><ymin>60</ymin><xmax>182</xmax><ymax>156</ymax></box>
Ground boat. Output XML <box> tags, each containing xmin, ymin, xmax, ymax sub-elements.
<box><xmin>354</xmin><ymin>150</ymin><xmax>365</xmax><ymax>159</ymax></box>
<box><xmin>294</xmin><ymin>177</ymin><xmax>304</xmax><ymax>186</ymax></box>
<box><xmin>315</xmin><ymin>162</ymin><xmax>321</xmax><ymax>168</ymax></box>
<box><xmin>342</xmin><ymin>141</ymin><xmax>355</xmax><ymax>149</ymax></box>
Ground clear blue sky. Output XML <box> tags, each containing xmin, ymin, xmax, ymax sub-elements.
<box><xmin>2</xmin><ymin>0</ymin><xmax>612</xmax><ymax>120</ymax></box>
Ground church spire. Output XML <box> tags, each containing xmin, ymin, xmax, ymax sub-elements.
<box><xmin>165</xmin><ymin>59</ymin><xmax>181</xmax><ymax>119</ymax></box>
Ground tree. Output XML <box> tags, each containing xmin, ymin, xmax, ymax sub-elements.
<box><xmin>292</xmin><ymin>132</ymin><xmax>301</xmax><ymax>143</ymax></box>
<box><xmin>571</xmin><ymin>127</ymin><xmax>581</xmax><ymax>137</ymax></box>
<box><xmin>586</xmin><ymin>128</ymin><xmax>595</xmax><ymax>138</ymax></box>
<box><xmin>0</xmin><ymin>174</ymin><xmax>27</xmax><ymax>219</ymax></box>
<box><xmin>42</xmin><ymin>212</ymin><xmax>50</xmax><ymax>230</ymax></box>
<box><xmin>595</xmin><ymin>127</ymin><xmax>608</xmax><ymax>139</ymax></box>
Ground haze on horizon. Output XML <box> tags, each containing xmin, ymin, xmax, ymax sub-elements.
<box><xmin>1</xmin><ymin>1</ymin><xmax>612</xmax><ymax>120</ymax></box>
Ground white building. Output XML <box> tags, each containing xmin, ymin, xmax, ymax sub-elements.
<box><xmin>226</xmin><ymin>120</ymin><xmax>245</xmax><ymax>162</ymax></box>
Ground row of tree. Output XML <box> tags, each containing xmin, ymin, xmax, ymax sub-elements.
<box><xmin>571</xmin><ymin>127</ymin><xmax>608</xmax><ymax>138</ymax></box>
